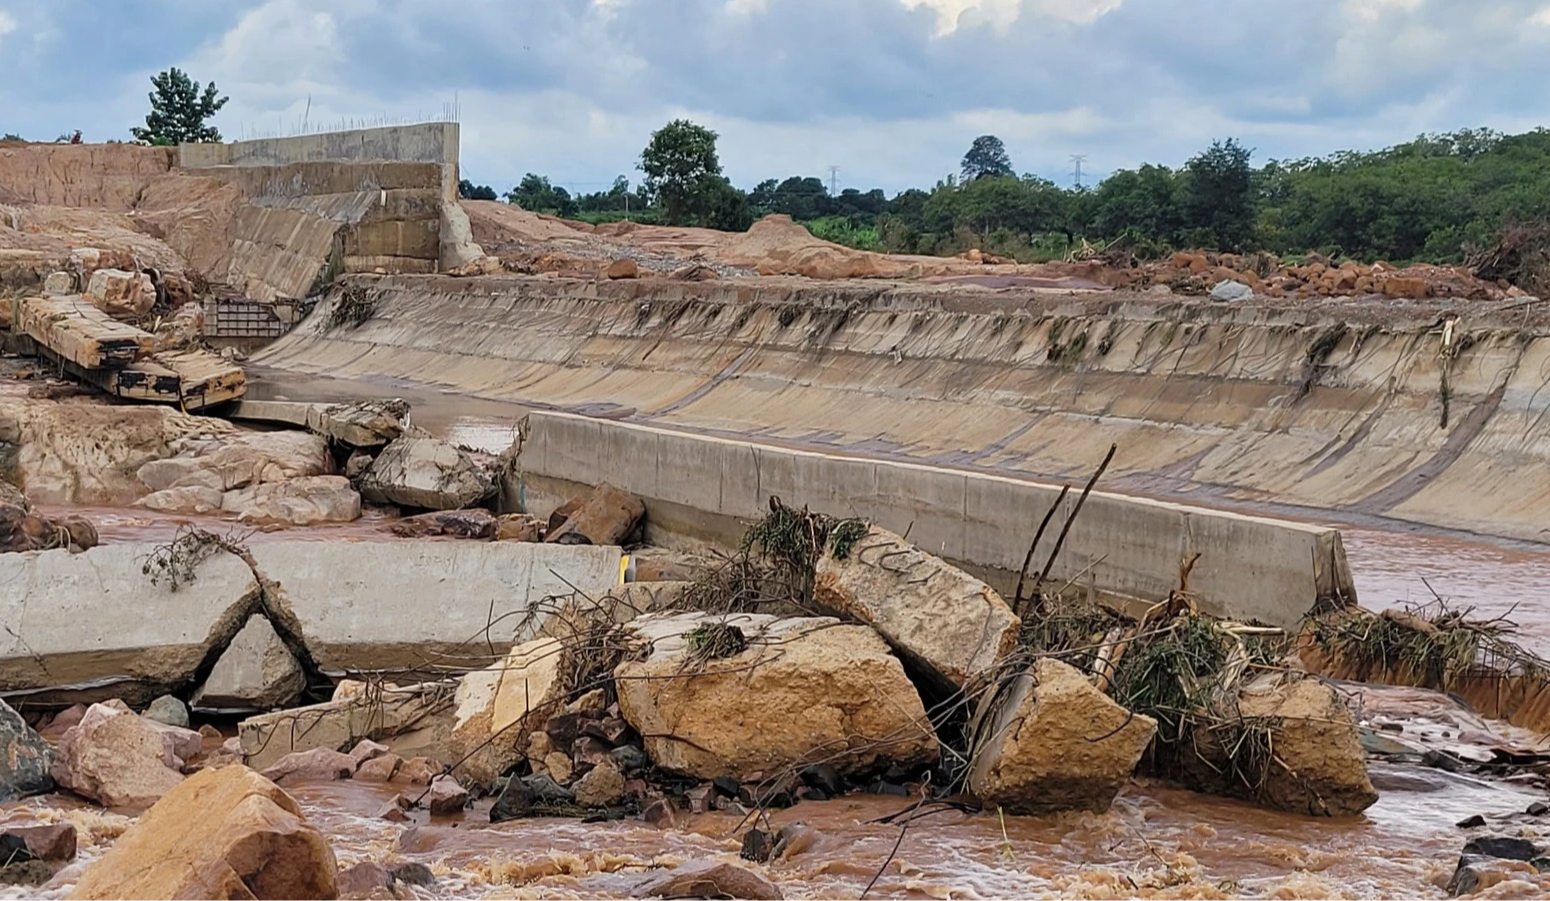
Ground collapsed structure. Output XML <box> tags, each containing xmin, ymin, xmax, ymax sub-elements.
<box><xmin>0</xmin><ymin>125</ymin><xmax>1546</xmax><ymax>898</ymax></box>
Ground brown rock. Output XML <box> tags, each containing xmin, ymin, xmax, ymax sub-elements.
<box><xmin>83</xmin><ymin>268</ymin><xmax>155</xmax><ymax>320</ymax></box>
<box><xmin>354</xmin><ymin>753</ymin><xmax>402</xmax><ymax>783</ymax></box>
<box><xmin>545</xmin><ymin>483</ymin><xmax>645</xmax><ymax>547</ymax></box>
<box><xmin>1381</xmin><ymin>276</ymin><xmax>1428</xmax><ymax>299</ymax></box>
<box><xmin>376</xmin><ymin>799</ymin><xmax>412</xmax><ymax>822</ymax></box>
<box><xmin>68</xmin><ymin>766</ymin><xmax>337</xmax><ymax>900</ymax></box>
<box><xmin>1</xmin><ymin>823</ymin><xmax>76</xmax><ymax>861</ymax></box>
<box><xmin>968</xmin><ymin>659</ymin><xmax>1156</xmax><ymax>814</ymax></box>
<box><xmin>567</xmin><ymin>689</ymin><xmax>608</xmax><ymax>716</ymax></box>
<box><xmin>38</xmin><ymin>704</ymin><xmax>87</xmax><ymax>741</ymax></box>
<box><xmin>393</xmin><ymin>757</ymin><xmax>442</xmax><ymax>786</ymax></box>
<box><xmin>447</xmin><ymin>637</ymin><xmax>570</xmax><ymax>788</ymax></box>
<box><xmin>814</xmin><ymin>526</ymin><xmax>1018</xmax><ymax>694</ymax></box>
<box><xmin>388</xmin><ymin>508</ymin><xmax>498</xmax><ymax>539</ymax></box>
<box><xmin>642</xmin><ymin>798</ymin><xmax>677</xmax><ymax>828</ymax></box>
<box><xmin>425</xmin><ymin>775</ymin><xmax>469</xmax><ymax>816</ymax></box>
<box><xmin>347</xmin><ymin>740</ymin><xmax>390</xmax><ymax>767</ymax></box>
<box><xmin>546</xmin><ymin>496</ymin><xmax>585</xmax><ymax>533</ymax></box>
<box><xmin>606</xmin><ymin>258</ymin><xmax>640</xmax><ymax>279</ymax></box>
<box><xmin>575</xmin><ymin>758</ymin><xmax>625</xmax><ymax>808</ymax></box>
<box><xmin>336</xmin><ymin>861</ymin><xmax>392</xmax><ymax>896</ymax></box>
<box><xmin>615</xmin><ymin>613</ymin><xmax>936</xmax><ymax>780</ymax></box>
<box><xmin>496</xmin><ymin>513</ymin><xmax>544</xmax><ymax>542</ymax></box>
<box><xmin>51</xmin><ymin>703</ymin><xmax>186</xmax><ymax>810</ymax></box>
<box><xmin>635</xmin><ymin>860</ymin><xmax>783</xmax><ymax>900</ymax></box>
<box><xmin>259</xmin><ymin>747</ymin><xmax>358</xmax><ymax>786</ymax></box>
<box><xmin>544</xmin><ymin>752</ymin><xmax>574</xmax><ymax>784</ymax></box>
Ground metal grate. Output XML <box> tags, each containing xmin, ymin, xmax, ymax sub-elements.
<box><xmin>204</xmin><ymin>298</ymin><xmax>289</xmax><ymax>338</ymax></box>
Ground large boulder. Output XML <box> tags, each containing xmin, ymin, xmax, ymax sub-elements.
<box><xmin>220</xmin><ymin>475</ymin><xmax>362</xmax><ymax>526</ymax></box>
<box><xmin>0</xmin><ymin>398</ymin><xmax>233</xmax><ymax>506</ymax></box>
<box><xmin>545</xmin><ymin>483</ymin><xmax>645</xmax><ymax>546</ymax></box>
<box><xmin>239</xmin><ymin>688</ymin><xmax>452</xmax><ymax>772</ymax></box>
<box><xmin>307</xmin><ymin>399</ymin><xmax>408</xmax><ymax>448</ymax></box>
<box><xmin>615</xmin><ymin>613</ymin><xmax>938</xmax><ymax>780</ymax></box>
<box><xmin>448</xmin><ymin>636</ymin><xmax>569</xmax><ymax>789</ymax></box>
<box><xmin>814</xmin><ymin>526</ymin><xmax>1019</xmax><ymax>695</ymax></box>
<box><xmin>135</xmin><ymin>485</ymin><xmax>225</xmax><ymax>514</ymax></box>
<box><xmin>68</xmin><ymin>766</ymin><xmax>338</xmax><ymax>900</ymax></box>
<box><xmin>968</xmin><ymin>659</ymin><xmax>1156</xmax><ymax>814</ymax></box>
<box><xmin>1170</xmin><ymin>674</ymin><xmax>1378</xmax><ymax>817</ymax></box>
<box><xmin>389</xmin><ymin>508</ymin><xmax>498</xmax><ymax>539</ymax></box>
<box><xmin>51</xmin><ymin>702</ymin><xmax>195</xmax><ymax>810</ymax></box>
<box><xmin>0</xmin><ymin>700</ymin><xmax>53</xmax><ymax>802</ymax></box>
<box><xmin>138</xmin><ymin>431</ymin><xmax>333</xmax><ymax>494</ymax></box>
<box><xmin>0</xmin><ymin>503</ymin><xmax>97</xmax><ymax>553</ymax></box>
<box><xmin>84</xmin><ymin>268</ymin><xmax>155</xmax><ymax>319</ymax></box>
<box><xmin>358</xmin><ymin>434</ymin><xmax>492</xmax><ymax>511</ymax></box>
<box><xmin>192</xmin><ymin>615</ymin><xmax>307</xmax><ymax>711</ymax></box>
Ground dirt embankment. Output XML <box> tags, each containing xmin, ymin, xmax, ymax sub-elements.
<box><xmin>254</xmin><ymin>274</ymin><xmax>1550</xmax><ymax>544</ymax></box>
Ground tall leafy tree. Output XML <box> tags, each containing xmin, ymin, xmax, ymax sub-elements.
<box><xmin>458</xmin><ymin>179</ymin><xmax>498</xmax><ymax>201</ymax></box>
<box><xmin>1180</xmin><ymin>138</ymin><xmax>1256</xmax><ymax>251</ymax></box>
<box><xmin>131</xmin><ymin>68</ymin><xmax>228</xmax><ymax>145</ymax></box>
<box><xmin>639</xmin><ymin>119</ymin><xmax>723</xmax><ymax>226</ymax></box>
<box><xmin>961</xmin><ymin>135</ymin><xmax>1014</xmax><ymax>181</ymax></box>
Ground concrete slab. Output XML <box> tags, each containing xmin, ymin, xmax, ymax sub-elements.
<box><xmin>0</xmin><ymin>545</ymin><xmax>260</xmax><ymax>702</ymax></box>
<box><xmin>251</xmin><ymin>541</ymin><xmax>623</xmax><ymax>674</ymax></box>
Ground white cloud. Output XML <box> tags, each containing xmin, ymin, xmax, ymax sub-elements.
<box><xmin>899</xmin><ymin>0</ymin><xmax>1122</xmax><ymax>34</ymax></box>
<box><xmin>0</xmin><ymin>10</ymin><xmax>16</xmax><ymax>41</ymax></box>
<box><xmin>725</xmin><ymin>0</ymin><xmax>768</xmax><ymax>15</ymax></box>
<box><xmin>1532</xmin><ymin>3</ymin><xmax>1550</xmax><ymax>25</ymax></box>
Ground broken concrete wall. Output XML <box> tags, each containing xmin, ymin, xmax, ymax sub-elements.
<box><xmin>514</xmin><ymin>412</ymin><xmax>1355</xmax><ymax>631</ymax></box>
<box><xmin>0</xmin><ymin>540</ymin><xmax>621</xmax><ymax>704</ymax></box>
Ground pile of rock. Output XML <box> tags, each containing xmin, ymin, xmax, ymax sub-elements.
<box><xmin>1149</xmin><ymin>251</ymin><xmax>1522</xmax><ymax>301</ymax></box>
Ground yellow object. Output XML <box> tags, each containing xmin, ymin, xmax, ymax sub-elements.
<box><xmin>619</xmin><ymin>555</ymin><xmax>630</xmax><ymax>585</ymax></box>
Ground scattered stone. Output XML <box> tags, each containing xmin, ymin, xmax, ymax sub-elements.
<box><xmin>390</xmin><ymin>862</ymin><xmax>437</xmax><ymax>887</ymax></box>
<box><xmin>136</xmin><ymin>485</ymin><xmax>226</xmax><ymax>515</ymax></box>
<box><xmin>38</xmin><ymin>704</ymin><xmax>87</xmax><ymax>741</ymax></box>
<box><xmin>336</xmin><ymin>861</ymin><xmax>392</xmax><ymax>896</ymax></box>
<box><xmin>1457</xmin><ymin>814</ymin><xmax>1488</xmax><ymax>829</ymax></box>
<box><xmin>545</xmin><ymin>483</ymin><xmax>645</xmax><ymax>546</ymax></box>
<box><xmin>0</xmin><ymin>700</ymin><xmax>53</xmax><ymax>802</ymax></box>
<box><xmin>1463</xmin><ymin>836</ymin><xmax>1541</xmax><ymax>861</ymax></box>
<box><xmin>0</xmin><ymin>823</ymin><xmax>76</xmax><ymax>861</ymax></box>
<box><xmin>389</xmin><ymin>508</ymin><xmax>498</xmax><ymax>539</ymax></box>
<box><xmin>799</xmin><ymin>764</ymin><xmax>844</xmax><ymax>798</ymax></box>
<box><xmin>259</xmin><ymin>747</ymin><xmax>358</xmax><ymax>786</ymax></box>
<box><xmin>377</xmin><ymin>799</ymin><xmax>412</xmax><ymax>822</ymax></box>
<box><xmin>496</xmin><ymin>513</ymin><xmax>544</xmax><ymax>542</ymax></box>
<box><xmin>615</xmin><ymin>613</ymin><xmax>937</xmax><ymax>780</ymax></box>
<box><xmin>1209</xmin><ymin>279</ymin><xmax>1253</xmax><ymax>302</ymax></box>
<box><xmin>575</xmin><ymin>758</ymin><xmax>626</xmax><ymax>808</ymax></box>
<box><xmin>51</xmin><ymin>702</ymin><xmax>186</xmax><ymax>810</ymax></box>
<box><xmin>355</xmin><ymin>753</ymin><xmax>402</xmax><ymax>783</ymax></box>
<box><xmin>359</xmin><ymin>434</ymin><xmax>493</xmax><ymax>511</ymax></box>
<box><xmin>221</xmin><ymin>474</ymin><xmax>362</xmax><ymax>526</ymax></box>
<box><xmin>1448</xmin><ymin>855</ymin><xmax>1540</xmax><ymax>897</ymax></box>
<box><xmin>545</xmin><ymin>752</ymin><xmax>575</xmax><ymax>784</ymax></box>
<box><xmin>612</xmin><ymin>744</ymin><xmax>650</xmax><ymax>774</ymax></box>
<box><xmin>642</xmin><ymin>798</ymin><xmax>676</xmax><ymax>828</ymax></box>
<box><xmin>968</xmin><ymin>658</ymin><xmax>1157</xmax><ymax>815</ymax></box>
<box><xmin>43</xmin><ymin>271</ymin><xmax>73</xmax><ymax>295</ymax></box>
<box><xmin>192</xmin><ymin>615</ymin><xmax>307</xmax><ymax>710</ymax></box>
<box><xmin>567</xmin><ymin>688</ymin><xmax>608</xmax><ymax>716</ymax></box>
<box><xmin>426</xmin><ymin>774</ymin><xmax>470</xmax><ymax>815</ymax></box>
<box><xmin>669</xmin><ymin>263</ymin><xmax>719</xmax><ymax>281</ymax></box>
<box><xmin>741</xmin><ymin>828</ymin><xmax>774</xmax><ymax>863</ymax></box>
<box><xmin>143</xmin><ymin>694</ymin><xmax>190</xmax><ymax>729</ymax></box>
<box><xmin>490</xmin><ymin>773</ymin><xmax>578</xmax><ymax>823</ymax></box>
<box><xmin>394</xmin><ymin>756</ymin><xmax>442</xmax><ymax>786</ymax></box>
<box><xmin>69</xmin><ymin>766</ymin><xmax>338</xmax><ymax>900</ymax></box>
<box><xmin>348</xmin><ymin>739</ymin><xmax>391</xmax><ymax>766</ymax></box>
<box><xmin>635</xmin><ymin>860</ymin><xmax>784</xmax><ymax>900</ymax></box>
<box><xmin>814</xmin><ymin>526</ymin><xmax>1019</xmax><ymax>695</ymax></box>
<box><xmin>239</xmin><ymin>690</ymin><xmax>448</xmax><ymax>771</ymax></box>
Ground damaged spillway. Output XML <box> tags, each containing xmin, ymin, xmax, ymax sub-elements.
<box><xmin>0</xmin><ymin>538</ymin><xmax>621</xmax><ymax>705</ymax></box>
<box><xmin>256</xmin><ymin>275</ymin><xmax>1550</xmax><ymax>544</ymax></box>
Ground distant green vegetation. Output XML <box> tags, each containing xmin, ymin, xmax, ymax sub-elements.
<box><xmin>494</xmin><ymin>123</ymin><xmax>1550</xmax><ymax>268</ymax></box>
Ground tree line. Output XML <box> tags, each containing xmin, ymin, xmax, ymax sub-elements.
<box><xmin>464</xmin><ymin>121</ymin><xmax>1550</xmax><ymax>267</ymax></box>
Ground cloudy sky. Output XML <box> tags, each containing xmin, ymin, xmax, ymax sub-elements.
<box><xmin>2</xmin><ymin>0</ymin><xmax>1548</xmax><ymax>195</ymax></box>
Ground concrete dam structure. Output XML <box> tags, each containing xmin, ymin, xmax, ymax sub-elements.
<box><xmin>255</xmin><ymin>274</ymin><xmax>1546</xmax><ymax>545</ymax></box>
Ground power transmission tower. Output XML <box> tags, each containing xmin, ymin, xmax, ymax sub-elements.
<box><xmin>1070</xmin><ymin>154</ymin><xmax>1087</xmax><ymax>189</ymax></box>
<box><xmin>827</xmin><ymin>165</ymin><xmax>840</xmax><ymax>196</ymax></box>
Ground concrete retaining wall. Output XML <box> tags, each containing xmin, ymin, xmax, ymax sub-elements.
<box><xmin>0</xmin><ymin>539</ymin><xmax>621</xmax><ymax>704</ymax></box>
<box><xmin>178</xmin><ymin>123</ymin><xmax>459</xmax><ymax>200</ymax></box>
<box><xmin>515</xmin><ymin>411</ymin><xmax>1355</xmax><ymax>631</ymax></box>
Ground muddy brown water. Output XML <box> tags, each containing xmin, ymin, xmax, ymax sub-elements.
<box><xmin>11</xmin><ymin>377</ymin><xmax>1550</xmax><ymax>897</ymax></box>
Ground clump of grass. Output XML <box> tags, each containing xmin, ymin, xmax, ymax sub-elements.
<box><xmin>686</xmin><ymin>622</ymin><xmax>748</xmax><ymax>662</ymax></box>
<box><xmin>1308</xmin><ymin>600</ymin><xmax>1546</xmax><ymax>690</ymax></box>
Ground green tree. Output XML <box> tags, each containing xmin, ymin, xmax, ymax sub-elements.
<box><xmin>961</xmin><ymin>135</ymin><xmax>1014</xmax><ymax>181</ymax></box>
<box><xmin>1180</xmin><ymin>138</ymin><xmax>1256</xmax><ymax>251</ymax></box>
<box><xmin>504</xmin><ymin>173</ymin><xmax>576</xmax><ymax>216</ymax></box>
<box><xmin>695</xmin><ymin>176</ymin><xmax>754</xmax><ymax>231</ymax></box>
<box><xmin>130</xmin><ymin>68</ymin><xmax>228</xmax><ymax>145</ymax></box>
<box><xmin>639</xmin><ymin>119</ymin><xmax>723</xmax><ymax>226</ymax></box>
<box><xmin>458</xmin><ymin>179</ymin><xmax>498</xmax><ymax>201</ymax></box>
